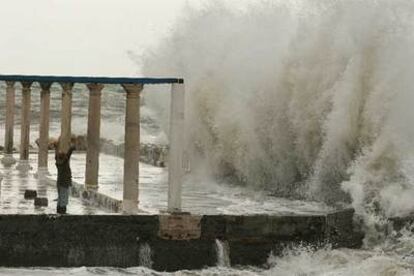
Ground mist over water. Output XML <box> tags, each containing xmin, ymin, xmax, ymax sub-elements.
<box><xmin>142</xmin><ymin>0</ymin><xmax>414</xmax><ymax>230</ymax></box>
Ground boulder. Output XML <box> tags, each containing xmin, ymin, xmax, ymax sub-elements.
<box><xmin>34</xmin><ymin>197</ymin><xmax>48</xmax><ymax>207</ymax></box>
<box><xmin>24</xmin><ymin>190</ymin><xmax>37</xmax><ymax>199</ymax></box>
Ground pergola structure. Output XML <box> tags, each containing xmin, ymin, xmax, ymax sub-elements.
<box><xmin>0</xmin><ymin>75</ymin><xmax>186</xmax><ymax>214</ymax></box>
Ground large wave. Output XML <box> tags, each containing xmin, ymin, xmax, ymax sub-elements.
<box><xmin>141</xmin><ymin>0</ymin><xmax>414</xmax><ymax>227</ymax></box>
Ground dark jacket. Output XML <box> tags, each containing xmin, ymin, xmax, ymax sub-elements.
<box><xmin>55</xmin><ymin>146</ymin><xmax>75</xmax><ymax>188</ymax></box>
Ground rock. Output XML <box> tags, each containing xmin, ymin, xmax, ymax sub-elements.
<box><xmin>34</xmin><ymin>197</ymin><xmax>48</xmax><ymax>207</ymax></box>
<box><xmin>24</xmin><ymin>190</ymin><xmax>37</xmax><ymax>199</ymax></box>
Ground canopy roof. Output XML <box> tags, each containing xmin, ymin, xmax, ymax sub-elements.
<box><xmin>0</xmin><ymin>74</ymin><xmax>184</xmax><ymax>85</ymax></box>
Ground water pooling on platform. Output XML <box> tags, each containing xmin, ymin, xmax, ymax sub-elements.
<box><xmin>0</xmin><ymin>152</ymin><xmax>332</xmax><ymax>215</ymax></box>
<box><xmin>0</xmin><ymin>153</ymin><xmax>109</xmax><ymax>215</ymax></box>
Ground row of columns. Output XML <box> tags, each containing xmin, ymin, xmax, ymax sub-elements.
<box><xmin>1</xmin><ymin>81</ymin><xmax>186</xmax><ymax>213</ymax></box>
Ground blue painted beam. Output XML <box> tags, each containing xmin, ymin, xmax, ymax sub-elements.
<box><xmin>0</xmin><ymin>74</ymin><xmax>184</xmax><ymax>85</ymax></box>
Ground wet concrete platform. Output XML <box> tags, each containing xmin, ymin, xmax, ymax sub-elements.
<box><xmin>1</xmin><ymin>152</ymin><xmax>333</xmax><ymax>215</ymax></box>
<box><xmin>0</xmin><ymin>156</ymin><xmax>109</xmax><ymax>215</ymax></box>
<box><xmin>0</xmin><ymin>153</ymin><xmax>363</xmax><ymax>271</ymax></box>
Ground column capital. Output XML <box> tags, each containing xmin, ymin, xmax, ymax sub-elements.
<box><xmin>122</xmin><ymin>83</ymin><xmax>144</xmax><ymax>95</ymax></box>
<box><xmin>39</xmin><ymin>82</ymin><xmax>53</xmax><ymax>91</ymax></box>
<box><xmin>21</xmin><ymin>81</ymin><xmax>33</xmax><ymax>89</ymax></box>
<box><xmin>5</xmin><ymin>81</ymin><xmax>15</xmax><ymax>87</ymax></box>
<box><xmin>59</xmin><ymin>82</ymin><xmax>74</xmax><ymax>91</ymax></box>
<box><xmin>87</xmin><ymin>83</ymin><xmax>104</xmax><ymax>94</ymax></box>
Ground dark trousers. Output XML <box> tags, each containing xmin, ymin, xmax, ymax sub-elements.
<box><xmin>57</xmin><ymin>185</ymin><xmax>70</xmax><ymax>207</ymax></box>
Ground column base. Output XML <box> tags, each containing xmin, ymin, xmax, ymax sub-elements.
<box><xmin>167</xmin><ymin>208</ymin><xmax>183</xmax><ymax>213</ymax></box>
<box><xmin>162</xmin><ymin>209</ymin><xmax>188</xmax><ymax>215</ymax></box>
<box><xmin>122</xmin><ymin>199</ymin><xmax>139</xmax><ymax>214</ymax></box>
<box><xmin>1</xmin><ymin>154</ymin><xmax>16</xmax><ymax>166</ymax></box>
<box><xmin>85</xmin><ymin>184</ymin><xmax>99</xmax><ymax>191</ymax></box>
<box><xmin>16</xmin><ymin>160</ymin><xmax>32</xmax><ymax>171</ymax></box>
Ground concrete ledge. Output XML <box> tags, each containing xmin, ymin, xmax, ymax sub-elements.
<box><xmin>45</xmin><ymin>177</ymin><xmax>122</xmax><ymax>212</ymax></box>
<box><xmin>100</xmin><ymin>140</ymin><xmax>168</xmax><ymax>168</ymax></box>
<box><xmin>0</xmin><ymin>209</ymin><xmax>363</xmax><ymax>271</ymax></box>
<box><xmin>389</xmin><ymin>215</ymin><xmax>414</xmax><ymax>232</ymax></box>
<box><xmin>325</xmin><ymin>208</ymin><xmax>363</xmax><ymax>248</ymax></box>
<box><xmin>75</xmin><ymin>184</ymin><xmax>122</xmax><ymax>213</ymax></box>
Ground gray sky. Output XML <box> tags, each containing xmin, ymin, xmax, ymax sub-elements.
<box><xmin>0</xmin><ymin>0</ymin><xmax>208</xmax><ymax>77</ymax></box>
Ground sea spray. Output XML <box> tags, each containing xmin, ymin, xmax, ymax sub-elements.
<box><xmin>265</xmin><ymin>241</ymin><xmax>414</xmax><ymax>276</ymax></box>
<box><xmin>215</xmin><ymin>239</ymin><xmax>230</xmax><ymax>267</ymax></box>
<box><xmin>139</xmin><ymin>243</ymin><xmax>153</xmax><ymax>268</ymax></box>
<box><xmin>141</xmin><ymin>0</ymin><xmax>414</xmax><ymax>240</ymax></box>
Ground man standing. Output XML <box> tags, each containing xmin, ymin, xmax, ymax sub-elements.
<box><xmin>55</xmin><ymin>141</ymin><xmax>75</xmax><ymax>214</ymax></box>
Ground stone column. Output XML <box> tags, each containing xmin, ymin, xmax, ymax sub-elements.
<box><xmin>168</xmin><ymin>83</ymin><xmax>186</xmax><ymax>212</ymax></box>
<box><xmin>16</xmin><ymin>81</ymin><xmax>33</xmax><ymax>171</ymax></box>
<box><xmin>85</xmin><ymin>83</ymin><xmax>104</xmax><ymax>189</ymax></box>
<box><xmin>2</xmin><ymin>81</ymin><xmax>16</xmax><ymax>165</ymax></box>
<box><xmin>121</xmin><ymin>83</ymin><xmax>143</xmax><ymax>213</ymax></box>
<box><xmin>59</xmin><ymin>83</ymin><xmax>73</xmax><ymax>153</ymax></box>
<box><xmin>37</xmin><ymin>82</ymin><xmax>52</xmax><ymax>175</ymax></box>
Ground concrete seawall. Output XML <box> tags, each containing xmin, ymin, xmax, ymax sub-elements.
<box><xmin>0</xmin><ymin>209</ymin><xmax>362</xmax><ymax>271</ymax></box>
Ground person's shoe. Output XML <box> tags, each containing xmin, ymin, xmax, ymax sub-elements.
<box><xmin>57</xmin><ymin>206</ymin><xmax>66</xmax><ymax>214</ymax></box>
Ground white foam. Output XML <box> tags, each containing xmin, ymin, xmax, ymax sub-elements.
<box><xmin>141</xmin><ymin>0</ymin><xmax>414</xmax><ymax>224</ymax></box>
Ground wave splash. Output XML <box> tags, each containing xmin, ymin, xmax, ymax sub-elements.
<box><xmin>141</xmin><ymin>0</ymin><xmax>414</xmax><ymax>238</ymax></box>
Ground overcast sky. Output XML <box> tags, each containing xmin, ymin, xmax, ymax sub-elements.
<box><xmin>0</xmin><ymin>0</ymin><xmax>209</xmax><ymax>77</ymax></box>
